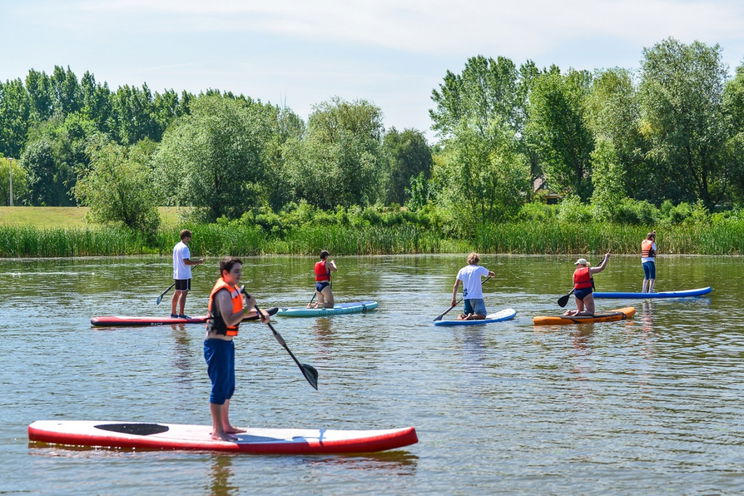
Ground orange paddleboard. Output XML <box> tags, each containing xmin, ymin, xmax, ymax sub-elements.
<box><xmin>533</xmin><ymin>307</ymin><xmax>636</xmax><ymax>325</ymax></box>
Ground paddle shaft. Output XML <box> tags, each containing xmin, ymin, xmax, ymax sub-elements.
<box><xmin>254</xmin><ymin>303</ymin><xmax>318</xmax><ymax>390</ymax></box>
<box><xmin>434</xmin><ymin>275</ymin><xmax>493</xmax><ymax>321</ymax></box>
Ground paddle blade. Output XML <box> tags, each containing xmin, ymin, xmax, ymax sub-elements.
<box><xmin>433</xmin><ymin>304</ymin><xmax>455</xmax><ymax>321</ymax></box>
<box><xmin>301</xmin><ymin>363</ymin><xmax>319</xmax><ymax>390</ymax></box>
<box><xmin>557</xmin><ymin>293</ymin><xmax>571</xmax><ymax>307</ymax></box>
<box><xmin>155</xmin><ymin>295</ymin><xmax>163</xmax><ymax>305</ymax></box>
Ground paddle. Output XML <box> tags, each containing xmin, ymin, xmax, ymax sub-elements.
<box><xmin>254</xmin><ymin>302</ymin><xmax>319</xmax><ymax>390</ymax></box>
<box><xmin>155</xmin><ymin>282</ymin><xmax>176</xmax><ymax>305</ymax></box>
<box><xmin>557</xmin><ymin>288</ymin><xmax>575</xmax><ymax>308</ymax></box>
<box><xmin>434</xmin><ymin>275</ymin><xmax>493</xmax><ymax>321</ymax></box>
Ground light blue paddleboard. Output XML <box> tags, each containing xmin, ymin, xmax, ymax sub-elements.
<box><xmin>434</xmin><ymin>308</ymin><xmax>517</xmax><ymax>326</ymax></box>
<box><xmin>593</xmin><ymin>287</ymin><xmax>712</xmax><ymax>299</ymax></box>
<box><xmin>277</xmin><ymin>301</ymin><xmax>378</xmax><ymax>317</ymax></box>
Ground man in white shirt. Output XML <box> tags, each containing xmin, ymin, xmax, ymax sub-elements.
<box><xmin>172</xmin><ymin>229</ymin><xmax>204</xmax><ymax>318</ymax></box>
<box><xmin>451</xmin><ymin>252</ymin><xmax>495</xmax><ymax>320</ymax></box>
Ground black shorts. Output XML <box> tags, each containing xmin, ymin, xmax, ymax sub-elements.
<box><xmin>175</xmin><ymin>279</ymin><xmax>191</xmax><ymax>291</ymax></box>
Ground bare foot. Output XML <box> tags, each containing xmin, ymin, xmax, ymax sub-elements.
<box><xmin>225</xmin><ymin>426</ymin><xmax>246</xmax><ymax>434</ymax></box>
<box><xmin>210</xmin><ymin>432</ymin><xmax>238</xmax><ymax>441</ymax></box>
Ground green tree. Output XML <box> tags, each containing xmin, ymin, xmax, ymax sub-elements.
<box><xmin>435</xmin><ymin>119</ymin><xmax>530</xmax><ymax>230</ymax></box>
<box><xmin>74</xmin><ymin>140</ymin><xmax>160</xmax><ymax>233</ymax></box>
<box><xmin>0</xmin><ymin>78</ymin><xmax>31</xmax><ymax>158</ymax></box>
<box><xmin>0</xmin><ymin>156</ymin><xmax>29</xmax><ymax>206</ymax></box>
<box><xmin>722</xmin><ymin>64</ymin><xmax>744</xmax><ymax>203</ymax></box>
<box><xmin>382</xmin><ymin>128</ymin><xmax>432</xmax><ymax>204</ymax></box>
<box><xmin>153</xmin><ymin>95</ymin><xmax>275</xmax><ymax>220</ymax></box>
<box><xmin>285</xmin><ymin>97</ymin><xmax>386</xmax><ymax>209</ymax></box>
<box><xmin>639</xmin><ymin>38</ymin><xmax>729</xmax><ymax>206</ymax></box>
<box><xmin>526</xmin><ymin>69</ymin><xmax>595</xmax><ymax>200</ymax></box>
<box><xmin>21</xmin><ymin>113</ymin><xmax>98</xmax><ymax>205</ymax></box>
<box><xmin>430</xmin><ymin>55</ymin><xmax>526</xmax><ymax>138</ymax></box>
<box><xmin>590</xmin><ymin>138</ymin><xmax>626</xmax><ymax>221</ymax></box>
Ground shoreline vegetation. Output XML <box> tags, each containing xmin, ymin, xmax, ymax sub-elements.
<box><xmin>2</xmin><ymin>207</ymin><xmax>744</xmax><ymax>257</ymax></box>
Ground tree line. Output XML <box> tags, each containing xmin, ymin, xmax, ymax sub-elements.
<box><xmin>0</xmin><ymin>38</ymin><xmax>742</xmax><ymax>236</ymax></box>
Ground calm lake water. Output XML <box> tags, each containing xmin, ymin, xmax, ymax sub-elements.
<box><xmin>1</xmin><ymin>254</ymin><xmax>742</xmax><ymax>495</ymax></box>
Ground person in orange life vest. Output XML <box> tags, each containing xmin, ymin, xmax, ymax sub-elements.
<box><xmin>307</xmin><ymin>250</ymin><xmax>337</xmax><ymax>309</ymax></box>
<box><xmin>641</xmin><ymin>231</ymin><xmax>657</xmax><ymax>293</ymax></box>
<box><xmin>451</xmin><ymin>252</ymin><xmax>496</xmax><ymax>320</ymax></box>
<box><xmin>204</xmin><ymin>256</ymin><xmax>270</xmax><ymax>442</ymax></box>
<box><xmin>171</xmin><ymin>229</ymin><xmax>204</xmax><ymax>319</ymax></box>
<box><xmin>563</xmin><ymin>253</ymin><xmax>611</xmax><ymax>316</ymax></box>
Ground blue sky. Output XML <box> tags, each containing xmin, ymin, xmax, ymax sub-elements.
<box><xmin>2</xmin><ymin>0</ymin><xmax>742</xmax><ymax>140</ymax></box>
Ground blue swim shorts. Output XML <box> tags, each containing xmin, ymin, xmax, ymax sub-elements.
<box><xmin>204</xmin><ymin>339</ymin><xmax>235</xmax><ymax>405</ymax></box>
<box><xmin>464</xmin><ymin>298</ymin><xmax>487</xmax><ymax>316</ymax></box>
<box><xmin>574</xmin><ymin>287</ymin><xmax>593</xmax><ymax>301</ymax></box>
<box><xmin>315</xmin><ymin>281</ymin><xmax>330</xmax><ymax>292</ymax></box>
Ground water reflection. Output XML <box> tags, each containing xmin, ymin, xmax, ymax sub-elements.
<box><xmin>206</xmin><ymin>454</ymin><xmax>238</xmax><ymax>496</ymax></box>
<box><xmin>304</xmin><ymin>450</ymin><xmax>419</xmax><ymax>475</ymax></box>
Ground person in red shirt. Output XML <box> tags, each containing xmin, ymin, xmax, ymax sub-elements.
<box><xmin>308</xmin><ymin>250</ymin><xmax>337</xmax><ymax>309</ymax></box>
<box><xmin>564</xmin><ymin>252</ymin><xmax>611</xmax><ymax>316</ymax></box>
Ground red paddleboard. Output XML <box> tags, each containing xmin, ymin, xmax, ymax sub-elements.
<box><xmin>28</xmin><ymin>420</ymin><xmax>418</xmax><ymax>454</ymax></box>
<box><xmin>91</xmin><ymin>308</ymin><xmax>279</xmax><ymax>327</ymax></box>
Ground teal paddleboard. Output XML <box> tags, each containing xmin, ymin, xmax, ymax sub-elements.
<box><xmin>277</xmin><ymin>301</ymin><xmax>378</xmax><ymax>317</ymax></box>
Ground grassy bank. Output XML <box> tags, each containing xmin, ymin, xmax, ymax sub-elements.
<box><xmin>0</xmin><ymin>206</ymin><xmax>184</xmax><ymax>228</ymax></box>
<box><xmin>3</xmin><ymin>221</ymin><xmax>744</xmax><ymax>258</ymax></box>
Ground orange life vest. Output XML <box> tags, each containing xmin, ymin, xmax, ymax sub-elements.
<box><xmin>573</xmin><ymin>267</ymin><xmax>593</xmax><ymax>289</ymax></box>
<box><xmin>641</xmin><ymin>239</ymin><xmax>656</xmax><ymax>258</ymax></box>
<box><xmin>206</xmin><ymin>278</ymin><xmax>243</xmax><ymax>337</ymax></box>
<box><xmin>314</xmin><ymin>260</ymin><xmax>330</xmax><ymax>282</ymax></box>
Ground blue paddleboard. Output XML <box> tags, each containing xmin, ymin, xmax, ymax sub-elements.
<box><xmin>593</xmin><ymin>287</ymin><xmax>712</xmax><ymax>299</ymax></box>
<box><xmin>434</xmin><ymin>308</ymin><xmax>517</xmax><ymax>326</ymax></box>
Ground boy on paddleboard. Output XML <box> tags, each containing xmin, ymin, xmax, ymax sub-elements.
<box><xmin>204</xmin><ymin>257</ymin><xmax>270</xmax><ymax>441</ymax></box>
<box><xmin>171</xmin><ymin>229</ymin><xmax>204</xmax><ymax>318</ymax></box>
<box><xmin>451</xmin><ymin>253</ymin><xmax>495</xmax><ymax>320</ymax></box>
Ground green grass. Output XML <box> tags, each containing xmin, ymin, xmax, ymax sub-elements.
<box><xmin>0</xmin><ymin>206</ymin><xmax>185</xmax><ymax>228</ymax></box>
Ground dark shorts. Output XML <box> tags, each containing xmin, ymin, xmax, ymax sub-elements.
<box><xmin>315</xmin><ymin>281</ymin><xmax>330</xmax><ymax>292</ymax></box>
<box><xmin>175</xmin><ymin>279</ymin><xmax>191</xmax><ymax>291</ymax></box>
<box><xmin>643</xmin><ymin>261</ymin><xmax>656</xmax><ymax>280</ymax></box>
<box><xmin>574</xmin><ymin>287</ymin><xmax>593</xmax><ymax>301</ymax></box>
<box><xmin>204</xmin><ymin>339</ymin><xmax>235</xmax><ymax>405</ymax></box>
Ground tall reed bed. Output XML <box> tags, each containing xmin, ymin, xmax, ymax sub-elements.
<box><xmin>474</xmin><ymin>222</ymin><xmax>744</xmax><ymax>255</ymax></box>
<box><xmin>3</xmin><ymin>221</ymin><xmax>744</xmax><ymax>258</ymax></box>
<box><xmin>0</xmin><ymin>226</ymin><xmax>151</xmax><ymax>257</ymax></box>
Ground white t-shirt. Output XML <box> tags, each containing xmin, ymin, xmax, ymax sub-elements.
<box><xmin>641</xmin><ymin>242</ymin><xmax>657</xmax><ymax>263</ymax></box>
<box><xmin>457</xmin><ymin>264</ymin><xmax>490</xmax><ymax>299</ymax></box>
<box><xmin>173</xmin><ymin>241</ymin><xmax>192</xmax><ymax>279</ymax></box>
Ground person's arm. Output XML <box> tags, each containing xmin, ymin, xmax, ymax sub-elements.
<box><xmin>590</xmin><ymin>253</ymin><xmax>611</xmax><ymax>274</ymax></box>
<box><xmin>451</xmin><ymin>279</ymin><xmax>461</xmax><ymax>306</ymax></box>
<box><xmin>184</xmin><ymin>257</ymin><xmax>203</xmax><ymax>266</ymax></box>
<box><xmin>327</xmin><ymin>260</ymin><xmax>337</xmax><ymax>272</ymax></box>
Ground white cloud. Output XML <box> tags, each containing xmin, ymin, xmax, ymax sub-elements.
<box><xmin>75</xmin><ymin>0</ymin><xmax>744</xmax><ymax>58</ymax></box>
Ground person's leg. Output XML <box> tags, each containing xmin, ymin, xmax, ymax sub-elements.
<box><xmin>648</xmin><ymin>262</ymin><xmax>656</xmax><ymax>292</ymax></box>
<box><xmin>205</xmin><ymin>340</ymin><xmax>236</xmax><ymax>441</ymax></box>
<box><xmin>171</xmin><ymin>289</ymin><xmax>181</xmax><ymax>317</ymax></box>
<box><xmin>221</xmin><ymin>343</ymin><xmax>243</xmax><ymax>433</ymax></box>
<box><xmin>209</xmin><ymin>403</ymin><xmax>236</xmax><ymax>441</ymax></box>
<box><xmin>321</xmin><ymin>285</ymin><xmax>334</xmax><ymax>308</ymax></box>
<box><xmin>179</xmin><ymin>290</ymin><xmax>188</xmax><ymax>316</ymax></box>
<box><xmin>642</xmin><ymin>262</ymin><xmax>650</xmax><ymax>292</ymax></box>
<box><xmin>470</xmin><ymin>299</ymin><xmax>487</xmax><ymax>319</ymax></box>
<box><xmin>461</xmin><ymin>299</ymin><xmax>474</xmax><ymax>320</ymax></box>
<box><xmin>581</xmin><ymin>294</ymin><xmax>595</xmax><ymax>315</ymax></box>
